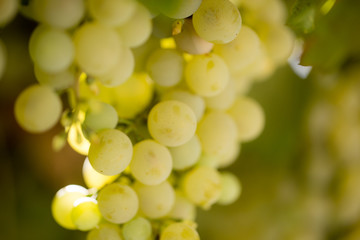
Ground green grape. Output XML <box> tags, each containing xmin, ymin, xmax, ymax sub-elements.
<box><xmin>14</xmin><ymin>84</ymin><xmax>62</xmax><ymax>133</ymax></box>
<box><xmin>217</xmin><ymin>172</ymin><xmax>241</xmax><ymax>205</ymax></box>
<box><xmin>162</xmin><ymin>90</ymin><xmax>205</xmax><ymax>122</ymax></box>
<box><xmin>71</xmin><ymin>197</ymin><xmax>102</xmax><ymax>231</ymax></box>
<box><xmin>182</xmin><ymin>166</ymin><xmax>222</xmax><ymax>209</ymax></box>
<box><xmin>160</xmin><ymin>222</ymin><xmax>200</xmax><ymax>240</ymax></box>
<box><xmin>117</xmin><ymin>3</ymin><xmax>152</xmax><ymax>48</ymax></box>
<box><xmin>122</xmin><ymin>217</ymin><xmax>153</xmax><ymax>240</ymax></box>
<box><xmin>244</xmin><ymin>0</ymin><xmax>287</xmax><ymax>25</ymax></box>
<box><xmin>87</xmin><ymin>223</ymin><xmax>123</xmax><ymax>240</ymax></box>
<box><xmin>32</xmin><ymin>0</ymin><xmax>85</xmax><ymax>29</ymax></box>
<box><xmin>51</xmin><ymin>185</ymin><xmax>88</xmax><ymax>230</ymax></box>
<box><xmin>228</xmin><ymin>97</ymin><xmax>265</xmax><ymax>142</ymax></box>
<box><xmin>0</xmin><ymin>0</ymin><xmax>17</xmax><ymax>27</ymax></box>
<box><xmin>88</xmin><ymin>129</ymin><xmax>133</xmax><ymax>176</ymax></box>
<box><xmin>74</xmin><ymin>22</ymin><xmax>121</xmax><ymax>76</ymax></box>
<box><xmin>196</xmin><ymin>153</ymin><xmax>219</xmax><ymax>169</ymax></box>
<box><xmin>147</xmin><ymin>100</ymin><xmax>197</xmax><ymax>147</ymax></box>
<box><xmin>98</xmin><ymin>46</ymin><xmax>135</xmax><ymax>87</ymax></box>
<box><xmin>29</xmin><ymin>25</ymin><xmax>74</xmax><ymax>73</ymax></box>
<box><xmin>213</xmin><ymin>25</ymin><xmax>262</xmax><ymax>74</ymax></box>
<box><xmin>132</xmin><ymin>36</ymin><xmax>160</xmax><ymax>72</ymax></box>
<box><xmin>152</xmin><ymin>14</ymin><xmax>174</xmax><ymax>39</ymax></box>
<box><xmin>168</xmin><ymin>191</ymin><xmax>196</xmax><ymax>221</ymax></box>
<box><xmin>196</xmin><ymin>111</ymin><xmax>238</xmax><ymax>159</ymax></box>
<box><xmin>146</xmin><ymin>49</ymin><xmax>184</xmax><ymax>87</ymax></box>
<box><xmin>83</xmin><ymin>100</ymin><xmax>118</xmax><ymax>132</ymax></box>
<box><xmin>88</xmin><ymin>0</ymin><xmax>137</xmax><ymax>27</ymax></box>
<box><xmin>34</xmin><ymin>65</ymin><xmax>75</xmax><ymax>90</ymax></box>
<box><xmin>97</xmin><ymin>183</ymin><xmax>139</xmax><ymax>224</ymax></box>
<box><xmin>83</xmin><ymin>157</ymin><xmax>119</xmax><ymax>190</ymax></box>
<box><xmin>130</xmin><ymin>139</ymin><xmax>173</xmax><ymax>186</ymax></box>
<box><xmin>67</xmin><ymin>121</ymin><xmax>90</xmax><ymax>155</ymax></box>
<box><xmin>185</xmin><ymin>53</ymin><xmax>229</xmax><ymax>97</ymax></box>
<box><xmin>192</xmin><ymin>0</ymin><xmax>242</xmax><ymax>44</ymax></box>
<box><xmin>204</xmin><ymin>79</ymin><xmax>236</xmax><ymax>110</ymax></box>
<box><xmin>0</xmin><ymin>39</ymin><xmax>6</xmax><ymax>80</ymax></box>
<box><xmin>168</xmin><ymin>135</ymin><xmax>201</xmax><ymax>171</ymax></box>
<box><xmin>134</xmin><ymin>181</ymin><xmax>175</xmax><ymax>219</ymax></box>
<box><xmin>216</xmin><ymin>140</ymin><xmax>241</xmax><ymax>168</ymax></box>
<box><xmin>156</xmin><ymin>0</ymin><xmax>202</xmax><ymax>19</ymax></box>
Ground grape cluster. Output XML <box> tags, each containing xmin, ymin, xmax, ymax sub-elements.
<box><xmin>7</xmin><ymin>0</ymin><xmax>295</xmax><ymax>239</ymax></box>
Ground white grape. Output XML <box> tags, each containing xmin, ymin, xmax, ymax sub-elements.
<box><xmin>160</xmin><ymin>222</ymin><xmax>200</xmax><ymax>240</ymax></box>
<box><xmin>82</xmin><ymin>157</ymin><xmax>118</xmax><ymax>190</ymax></box>
<box><xmin>87</xmin><ymin>223</ymin><xmax>123</xmax><ymax>240</ymax></box>
<box><xmin>204</xmin><ymin>79</ymin><xmax>236</xmax><ymax>110</ymax></box>
<box><xmin>71</xmin><ymin>197</ymin><xmax>101</xmax><ymax>231</ymax></box>
<box><xmin>83</xmin><ymin>100</ymin><xmax>118</xmax><ymax>132</ymax></box>
<box><xmin>169</xmin><ymin>135</ymin><xmax>201</xmax><ymax>171</ymax></box>
<box><xmin>0</xmin><ymin>0</ymin><xmax>18</xmax><ymax>27</ymax></box>
<box><xmin>157</xmin><ymin>0</ymin><xmax>202</xmax><ymax>19</ymax></box>
<box><xmin>122</xmin><ymin>217</ymin><xmax>152</xmax><ymax>240</ymax></box>
<box><xmin>217</xmin><ymin>172</ymin><xmax>242</xmax><ymax>205</ymax></box>
<box><xmin>34</xmin><ymin>65</ymin><xmax>75</xmax><ymax>90</ymax></box>
<box><xmin>168</xmin><ymin>191</ymin><xmax>196</xmax><ymax>221</ymax></box>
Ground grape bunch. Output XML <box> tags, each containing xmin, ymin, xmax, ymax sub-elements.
<box><xmin>5</xmin><ymin>0</ymin><xmax>295</xmax><ymax>239</ymax></box>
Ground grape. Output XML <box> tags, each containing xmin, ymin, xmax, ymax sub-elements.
<box><xmin>67</xmin><ymin>121</ymin><xmax>91</xmax><ymax>156</ymax></box>
<box><xmin>185</xmin><ymin>53</ymin><xmax>229</xmax><ymax>97</ymax></box>
<box><xmin>217</xmin><ymin>172</ymin><xmax>242</xmax><ymax>205</ymax></box>
<box><xmin>160</xmin><ymin>222</ymin><xmax>200</xmax><ymax>240</ymax></box>
<box><xmin>182</xmin><ymin>166</ymin><xmax>222</xmax><ymax>209</ymax></box>
<box><xmin>168</xmin><ymin>135</ymin><xmax>201</xmax><ymax>171</ymax></box>
<box><xmin>29</xmin><ymin>25</ymin><xmax>74</xmax><ymax>73</ymax></box>
<box><xmin>88</xmin><ymin>0</ymin><xmax>137</xmax><ymax>27</ymax></box>
<box><xmin>83</xmin><ymin>157</ymin><xmax>119</xmax><ymax>190</ymax></box>
<box><xmin>192</xmin><ymin>0</ymin><xmax>242</xmax><ymax>44</ymax></box>
<box><xmin>97</xmin><ymin>183</ymin><xmax>139</xmax><ymax>224</ymax></box>
<box><xmin>147</xmin><ymin>100</ymin><xmax>197</xmax><ymax>147</ymax></box>
<box><xmin>146</xmin><ymin>49</ymin><xmax>184</xmax><ymax>87</ymax></box>
<box><xmin>0</xmin><ymin>0</ymin><xmax>17</xmax><ymax>27</ymax></box>
<box><xmin>34</xmin><ymin>65</ymin><xmax>75</xmax><ymax>90</ymax></box>
<box><xmin>83</xmin><ymin>100</ymin><xmax>119</xmax><ymax>132</ymax></box>
<box><xmin>51</xmin><ymin>185</ymin><xmax>88</xmax><ymax>230</ymax></box>
<box><xmin>130</xmin><ymin>139</ymin><xmax>172</xmax><ymax>185</ymax></box>
<box><xmin>0</xmin><ymin>39</ymin><xmax>6</xmax><ymax>80</ymax></box>
<box><xmin>132</xmin><ymin>36</ymin><xmax>160</xmax><ymax>72</ymax></box>
<box><xmin>71</xmin><ymin>197</ymin><xmax>101</xmax><ymax>231</ymax></box>
<box><xmin>216</xmin><ymin>140</ymin><xmax>241</xmax><ymax>168</ymax></box>
<box><xmin>134</xmin><ymin>181</ymin><xmax>175</xmax><ymax>219</ymax></box>
<box><xmin>117</xmin><ymin>3</ymin><xmax>152</xmax><ymax>48</ymax></box>
<box><xmin>122</xmin><ymin>217</ymin><xmax>153</xmax><ymax>240</ymax></box>
<box><xmin>88</xmin><ymin>129</ymin><xmax>133</xmax><ymax>176</ymax></box>
<box><xmin>155</xmin><ymin>0</ymin><xmax>202</xmax><ymax>19</ymax></box>
<box><xmin>168</xmin><ymin>191</ymin><xmax>196</xmax><ymax>221</ymax></box>
<box><xmin>152</xmin><ymin>14</ymin><xmax>174</xmax><ymax>39</ymax></box>
<box><xmin>14</xmin><ymin>84</ymin><xmax>62</xmax><ymax>133</ymax></box>
<box><xmin>74</xmin><ymin>22</ymin><xmax>121</xmax><ymax>76</ymax></box>
<box><xmin>196</xmin><ymin>153</ymin><xmax>219</xmax><ymax>169</ymax></box>
<box><xmin>228</xmin><ymin>97</ymin><xmax>265</xmax><ymax>142</ymax></box>
<box><xmin>87</xmin><ymin>223</ymin><xmax>123</xmax><ymax>240</ymax></box>
<box><xmin>204</xmin><ymin>79</ymin><xmax>236</xmax><ymax>110</ymax></box>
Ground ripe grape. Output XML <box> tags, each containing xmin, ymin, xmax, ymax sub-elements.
<box><xmin>83</xmin><ymin>100</ymin><xmax>119</xmax><ymax>132</ymax></box>
<box><xmin>160</xmin><ymin>222</ymin><xmax>200</xmax><ymax>240</ymax></box>
<box><xmin>169</xmin><ymin>135</ymin><xmax>201</xmax><ymax>171</ymax></box>
<box><xmin>71</xmin><ymin>197</ymin><xmax>102</xmax><ymax>231</ymax></box>
<box><xmin>217</xmin><ymin>172</ymin><xmax>242</xmax><ymax>205</ymax></box>
<box><xmin>87</xmin><ymin>223</ymin><xmax>123</xmax><ymax>240</ymax></box>
<box><xmin>122</xmin><ymin>217</ymin><xmax>153</xmax><ymax>240</ymax></box>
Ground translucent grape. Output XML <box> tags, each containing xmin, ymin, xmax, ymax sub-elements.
<box><xmin>97</xmin><ymin>183</ymin><xmax>139</xmax><ymax>224</ymax></box>
<box><xmin>185</xmin><ymin>53</ymin><xmax>229</xmax><ymax>97</ymax></box>
<box><xmin>134</xmin><ymin>181</ymin><xmax>175</xmax><ymax>219</ymax></box>
<box><xmin>83</xmin><ymin>157</ymin><xmax>118</xmax><ymax>190</ymax></box>
<box><xmin>14</xmin><ymin>84</ymin><xmax>62</xmax><ymax>133</ymax></box>
<box><xmin>204</xmin><ymin>80</ymin><xmax>236</xmax><ymax>110</ymax></box>
<box><xmin>160</xmin><ymin>222</ymin><xmax>200</xmax><ymax>240</ymax></box>
<box><xmin>152</xmin><ymin>14</ymin><xmax>173</xmax><ymax>39</ymax></box>
<box><xmin>192</xmin><ymin>0</ymin><xmax>242</xmax><ymax>44</ymax></box>
<box><xmin>168</xmin><ymin>191</ymin><xmax>196</xmax><ymax>221</ymax></box>
<box><xmin>146</xmin><ymin>49</ymin><xmax>184</xmax><ymax>87</ymax></box>
<box><xmin>155</xmin><ymin>0</ymin><xmax>202</xmax><ymax>19</ymax></box>
<box><xmin>87</xmin><ymin>223</ymin><xmax>123</xmax><ymax>240</ymax></box>
<box><xmin>217</xmin><ymin>141</ymin><xmax>241</xmax><ymax>168</ymax></box>
<box><xmin>51</xmin><ymin>185</ymin><xmax>88</xmax><ymax>230</ymax></box>
<box><xmin>83</xmin><ymin>100</ymin><xmax>118</xmax><ymax>132</ymax></box>
<box><xmin>0</xmin><ymin>0</ymin><xmax>18</xmax><ymax>27</ymax></box>
<box><xmin>147</xmin><ymin>100</ymin><xmax>197</xmax><ymax>147</ymax></box>
<box><xmin>71</xmin><ymin>197</ymin><xmax>101</xmax><ymax>231</ymax></box>
<box><xmin>122</xmin><ymin>217</ymin><xmax>152</xmax><ymax>240</ymax></box>
<box><xmin>217</xmin><ymin>172</ymin><xmax>241</xmax><ymax>205</ymax></box>
<box><xmin>29</xmin><ymin>25</ymin><xmax>74</xmax><ymax>73</ymax></box>
<box><xmin>169</xmin><ymin>135</ymin><xmax>201</xmax><ymax>171</ymax></box>
<box><xmin>88</xmin><ymin>129</ymin><xmax>133</xmax><ymax>176</ymax></box>
<box><xmin>130</xmin><ymin>139</ymin><xmax>172</xmax><ymax>185</ymax></box>
<box><xmin>34</xmin><ymin>65</ymin><xmax>75</xmax><ymax>90</ymax></box>
<box><xmin>67</xmin><ymin>121</ymin><xmax>90</xmax><ymax>155</ymax></box>
<box><xmin>0</xmin><ymin>39</ymin><xmax>6</xmax><ymax>80</ymax></box>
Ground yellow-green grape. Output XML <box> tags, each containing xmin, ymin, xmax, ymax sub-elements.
<box><xmin>182</xmin><ymin>166</ymin><xmax>222</xmax><ymax>209</ymax></box>
<box><xmin>217</xmin><ymin>172</ymin><xmax>241</xmax><ymax>205</ymax></box>
<box><xmin>88</xmin><ymin>129</ymin><xmax>133</xmax><ymax>176</ymax></box>
<box><xmin>32</xmin><ymin>0</ymin><xmax>84</xmax><ymax>29</ymax></box>
<box><xmin>83</xmin><ymin>157</ymin><xmax>119</xmax><ymax>190</ymax></box>
<box><xmin>168</xmin><ymin>191</ymin><xmax>196</xmax><ymax>221</ymax></box>
<box><xmin>204</xmin><ymin>79</ymin><xmax>236</xmax><ymax>110</ymax></box>
<box><xmin>71</xmin><ymin>197</ymin><xmax>102</xmax><ymax>231</ymax></box>
<box><xmin>160</xmin><ymin>222</ymin><xmax>200</xmax><ymax>240</ymax></box>
<box><xmin>98</xmin><ymin>46</ymin><xmax>134</xmax><ymax>87</ymax></box>
<box><xmin>51</xmin><ymin>185</ymin><xmax>88</xmax><ymax>230</ymax></box>
<box><xmin>174</xmin><ymin>18</ymin><xmax>214</xmax><ymax>55</ymax></box>
<box><xmin>74</xmin><ymin>22</ymin><xmax>121</xmax><ymax>76</ymax></box>
<box><xmin>67</xmin><ymin>121</ymin><xmax>90</xmax><ymax>155</ymax></box>
<box><xmin>249</xmin><ymin>0</ymin><xmax>287</xmax><ymax>24</ymax></box>
<box><xmin>87</xmin><ymin>223</ymin><xmax>123</xmax><ymax>240</ymax></box>
<box><xmin>117</xmin><ymin>3</ymin><xmax>152</xmax><ymax>48</ymax></box>
<box><xmin>157</xmin><ymin>0</ymin><xmax>202</xmax><ymax>19</ymax></box>
<box><xmin>14</xmin><ymin>84</ymin><xmax>62</xmax><ymax>133</ymax></box>
<box><xmin>0</xmin><ymin>39</ymin><xmax>6</xmax><ymax>80</ymax></box>
<box><xmin>134</xmin><ymin>181</ymin><xmax>175</xmax><ymax>219</ymax></box>
<box><xmin>216</xmin><ymin>141</ymin><xmax>241</xmax><ymax>168</ymax></box>
<box><xmin>192</xmin><ymin>0</ymin><xmax>242</xmax><ymax>44</ymax></box>
<box><xmin>146</xmin><ymin>49</ymin><xmax>184</xmax><ymax>87</ymax></box>
<box><xmin>152</xmin><ymin>14</ymin><xmax>173</xmax><ymax>39</ymax></box>
<box><xmin>122</xmin><ymin>217</ymin><xmax>152</xmax><ymax>240</ymax></box>
<box><xmin>83</xmin><ymin>100</ymin><xmax>118</xmax><ymax>132</ymax></box>
<box><xmin>34</xmin><ymin>65</ymin><xmax>75</xmax><ymax>90</ymax></box>
<box><xmin>29</xmin><ymin>25</ymin><xmax>74</xmax><ymax>73</ymax></box>
<box><xmin>132</xmin><ymin>36</ymin><xmax>160</xmax><ymax>72</ymax></box>
<box><xmin>196</xmin><ymin>153</ymin><xmax>219</xmax><ymax>169</ymax></box>
<box><xmin>185</xmin><ymin>53</ymin><xmax>229</xmax><ymax>97</ymax></box>
<box><xmin>97</xmin><ymin>183</ymin><xmax>139</xmax><ymax>224</ymax></box>
<box><xmin>0</xmin><ymin>0</ymin><xmax>17</xmax><ymax>27</ymax></box>
<box><xmin>130</xmin><ymin>139</ymin><xmax>172</xmax><ymax>186</ymax></box>
<box><xmin>213</xmin><ymin>25</ymin><xmax>261</xmax><ymax>74</ymax></box>
<box><xmin>162</xmin><ymin>90</ymin><xmax>205</xmax><ymax>122</ymax></box>
<box><xmin>147</xmin><ymin>100</ymin><xmax>197</xmax><ymax>147</ymax></box>
<box><xmin>196</xmin><ymin>111</ymin><xmax>238</xmax><ymax>159</ymax></box>
<box><xmin>88</xmin><ymin>0</ymin><xmax>137</xmax><ymax>27</ymax></box>
<box><xmin>228</xmin><ymin>97</ymin><xmax>265</xmax><ymax>142</ymax></box>
<box><xmin>168</xmin><ymin>135</ymin><xmax>201</xmax><ymax>171</ymax></box>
